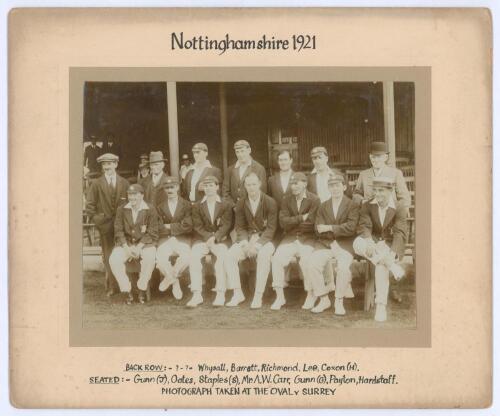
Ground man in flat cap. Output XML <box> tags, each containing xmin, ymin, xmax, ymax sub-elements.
<box><xmin>225</xmin><ymin>172</ymin><xmax>278</xmax><ymax>308</ymax></box>
<box><xmin>142</xmin><ymin>151</ymin><xmax>170</xmax><ymax>207</ymax></box>
<box><xmin>222</xmin><ymin>139</ymin><xmax>267</xmax><ymax>205</ymax></box>
<box><xmin>155</xmin><ymin>176</ymin><xmax>193</xmax><ymax>300</ymax></box>
<box><xmin>353</xmin><ymin>177</ymin><xmax>408</xmax><ymax>322</ymax></box>
<box><xmin>109</xmin><ymin>184</ymin><xmax>159</xmax><ymax>304</ymax></box>
<box><xmin>353</xmin><ymin>141</ymin><xmax>411</xmax><ymax>303</ymax></box>
<box><xmin>179</xmin><ymin>153</ymin><xmax>193</xmax><ymax>181</ymax></box>
<box><xmin>270</xmin><ymin>172</ymin><xmax>320</xmax><ymax>310</ymax></box>
<box><xmin>307</xmin><ymin>146</ymin><xmax>343</xmax><ymax>203</ymax></box>
<box><xmin>187</xmin><ymin>175</ymin><xmax>234</xmax><ymax>307</ymax></box>
<box><xmin>85</xmin><ymin>153</ymin><xmax>130</xmax><ymax>295</ymax></box>
<box><xmin>268</xmin><ymin>150</ymin><xmax>294</xmax><ymax>204</ymax></box>
<box><xmin>303</xmin><ymin>173</ymin><xmax>360</xmax><ymax>314</ymax></box>
<box><xmin>182</xmin><ymin>143</ymin><xmax>222</xmax><ymax>204</ymax></box>
<box><xmin>353</xmin><ymin>141</ymin><xmax>410</xmax><ymax>208</ymax></box>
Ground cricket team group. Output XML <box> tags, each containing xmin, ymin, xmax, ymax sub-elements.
<box><xmin>85</xmin><ymin>139</ymin><xmax>411</xmax><ymax>322</ymax></box>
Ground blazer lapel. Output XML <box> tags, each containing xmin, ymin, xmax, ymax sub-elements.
<box><xmin>382</xmin><ymin>206</ymin><xmax>396</xmax><ymax>229</ymax></box>
<box><xmin>201</xmin><ymin>200</ymin><xmax>212</xmax><ymax>224</ymax></box>
<box><xmin>123</xmin><ymin>207</ymin><xmax>134</xmax><ymax>227</ymax></box>
<box><xmin>99</xmin><ymin>176</ymin><xmax>113</xmax><ymax>208</ymax></box>
<box><xmin>213</xmin><ymin>201</ymin><xmax>222</xmax><ymax>222</ymax></box>
<box><xmin>369</xmin><ymin>203</ymin><xmax>383</xmax><ymax>230</ymax></box>
<box><xmin>335</xmin><ymin>196</ymin><xmax>349</xmax><ymax>222</ymax></box>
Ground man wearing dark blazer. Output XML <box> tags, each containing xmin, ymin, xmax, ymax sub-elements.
<box><xmin>267</xmin><ymin>150</ymin><xmax>294</xmax><ymax>204</ymax></box>
<box><xmin>307</xmin><ymin>146</ymin><xmax>343</xmax><ymax>203</ymax></box>
<box><xmin>222</xmin><ymin>139</ymin><xmax>267</xmax><ymax>205</ymax></box>
<box><xmin>187</xmin><ymin>175</ymin><xmax>234</xmax><ymax>308</ymax></box>
<box><xmin>85</xmin><ymin>153</ymin><xmax>130</xmax><ymax>295</ymax></box>
<box><xmin>303</xmin><ymin>173</ymin><xmax>360</xmax><ymax>315</ymax></box>
<box><xmin>353</xmin><ymin>177</ymin><xmax>408</xmax><ymax>322</ymax></box>
<box><xmin>109</xmin><ymin>184</ymin><xmax>159</xmax><ymax>304</ymax></box>
<box><xmin>225</xmin><ymin>172</ymin><xmax>278</xmax><ymax>309</ymax></box>
<box><xmin>155</xmin><ymin>176</ymin><xmax>193</xmax><ymax>300</ymax></box>
<box><xmin>270</xmin><ymin>172</ymin><xmax>320</xmax><ymax>310</ymax></box>
<box><xmin>142</xmin><ymin>151</ymin><xmax>170</xmax><ymax>207</ymax></box>
<box><xmin>83</xmin><ymin>136</ymin><xmax>102</xmax><ymax>174</ymax></box>
<box><xmin>182</xmin><ymin>142</ymin><xmax>222</xmax><ymax>203</ymax></box>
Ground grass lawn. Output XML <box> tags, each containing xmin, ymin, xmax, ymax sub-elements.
<box><xmin>83</xmin><ymin>262</ymin><xmax>416</xmax><ymax>330</ymax></box>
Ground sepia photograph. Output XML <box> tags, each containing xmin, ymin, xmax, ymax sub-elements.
<box><xmin>81</xmin><ymin>79</ymin><xmax>417</xmax><ymax>331</ymax></box>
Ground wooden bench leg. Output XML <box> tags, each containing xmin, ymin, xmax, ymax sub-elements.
<box><xmin>364</xmin><ymin>261</ymin><xmax>375</xmax><ymax>311</ymax></box>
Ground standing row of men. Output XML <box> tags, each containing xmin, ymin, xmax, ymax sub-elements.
<box><xmin>85</xmin><ymin>139</ymin><xmax>410</xmax><ymax>322</ymax></box>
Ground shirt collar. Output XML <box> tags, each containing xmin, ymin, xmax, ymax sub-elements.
<box><xmin>235</xmin><ymin>158</ymin><xmax>253</xmax><ymax>169</ymax></box>
<box><xmin>124</xmin><ymin>200</ymin><xmax>149</xmax><ymax>210</ymax></box>
<box><xmin>201</xmin><ymin>195</ymin><xmax>222</xmax><ymax>203</ymax></box>
<box><xmin>370</xmin><ymin>197</ymin><xmax>396</xmax><ymax>210</ymax></box>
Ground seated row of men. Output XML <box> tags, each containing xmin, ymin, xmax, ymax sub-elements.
<box><xmin>85</xmin><ymin>139</ymin><xmax>409</xmax><ymax>322</ymax></box>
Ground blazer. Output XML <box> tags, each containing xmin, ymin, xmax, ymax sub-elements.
<box><xmin>222</xmin><ymin>159</ymin><xmax>267</xmax><ymax>204</ymax></box>
<box><xmin>357</xmin><ymin>199</ymin><xmax>408</xmax><ymax>259</ymax></box>
<box><xmin>314</xmin><ymin>195</ymin><xmax>360</xmax><ymax>253</ymax></box>
<box><xmin>85</xmin><ymin>174</ymin><xmax>130</xmax><ymax>235</ymax></box>
<box><xmin>156</xmin><ymin>197</ymin><xmax>193</xmax><ymax>245</ymax></box>
<box><xmin>142</xmin><ymin>172</ymin><xmax>170</xmax><ymax>207</ymax></box>
<box><xmin>279</xmin><ymin>191</ymin><xmax>320</xmax><ymax>246</ymax></box>
<box><xmin>182</xmin><ymin>165</ymin><xmax>223</xmax><ymax>203</ymax></box>
<box><xmin>234</xmin><ymin>193</ymin><xmax>278</xmax><ymax>246</ymax></box>
<box><xmin>267</xmin><ymin>171</ymin><xmax>293</xmax><ymax>204</ymax></box>
<box><xmin>191</xmin><ymin>198</ymin><xmax>233</xmax><ymax>244</ymax></box>
<box><xmin>353</xmin><ymin>166</ymin><xmax>411</xmax><ymax>208</ymax></box>
<box><xmin>114</xmin><ymin>201</ymin><xmax>159</xmax><ymax>247</ymax></box>
<box><xmin>84</xmin><ymin>144</ymin><xmax>102</xmax><ymax>173</ymax></box>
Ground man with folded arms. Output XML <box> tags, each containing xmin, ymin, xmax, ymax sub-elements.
<box><xmin>109</xmin><ymin>184</ymin><xmax>159</xmax><ymax>304</ymax></box>
<box><xmin>303</xmin><ymin>173</ymin><xmax>360</xmax><ymax>314</ymax></box>
<box><xmin>187</xmin><ymin>175</ymin><xmax>234</xmax><ymax>307</ymax></box>
<box><xmin>353</xmin><ymin>177</ymin><xmax>408</xmax><ymax>322</ymax></box>
<box><xmin>225</xmin><ymin>172</ymin><xmax>278</xmax><ymax>308</ymax></box>
<box><xmin>182</xmin><ymin>142</ymin><xmax>222</xmax><ymax>203</ymax></box>
<box><xmin>223</xmin><ymin>139</ymin><xmax>267</xmax><ymax>205</ymax></box>
<box><xmin>155</xmin><ymin>176</ymin><xmax>193</xmax><ymax>300</ymax></box>
<box><xmin>270</xmin><ymin>172</ymin><xmax>320</xmax><ymax>311</ymax></box>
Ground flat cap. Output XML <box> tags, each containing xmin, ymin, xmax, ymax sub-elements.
<box><xmin>192</xmin><ymin>143</ymin><xmax>208</xmax><ymax>152</ymax></box>
<box><xmin>234</xmin><ymin>139</ymin><xmax>251</xmax><ymax>149</ymax></box>
<box><xmin>127</xmin><ymin>184</ymin><xmax>144</xmax><ymax>194</ymax></box>
<box><xmin>328</xmin><ymin>173</ymin><xmax>346</xmax><ymax>185</ymax></box>
<box><xmin>310</xmin><ymin>146</ymin><xmax>328</xmax><ymax>157</ymax></box>
<box><xmin>290</xmin><ymin>172</ymin><xmax>308</xmax><ymax>183</ymax></box>
<box><xmin>201</xmin><ymin>175</ymin><xmax>219</xmax><ymax>185</ymax></box>
<box><xmin>96</xmin><ymin>153</ymin><xmax>119</xmax><ymax>164</ymax></box>
<box><xmin>372</xmin><ymin>176</ymin><xmax>395</xmax><ymax>188</ymax></box>
<box><xmin>163</xmin><ymin>176</ymin><xmax>179</xmax><ymax>187</ymax></box>
<box><xmin>369</xmin><ymin>141</ymin><xmax>389</xmax><ymax>155</ymax></box>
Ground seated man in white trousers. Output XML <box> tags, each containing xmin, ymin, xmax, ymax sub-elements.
<box><xmin>270</xmin><ymin>172</ymin><xmax>320</xmax><ymax>310</ymax></box>
<box><xmin>155</xmin><ymin>176</ymin><xmax>192</xmax><ymax>300</ymax></box>
<box><xmin>303</xmin><ymin>173</ymin><xmax>360</xmax><ymax>314</ymax></box>
<box><xmin>187</xmin><ymin>175</ymin><xmax>234</xmax><ymax>307</ymax></box>
<box><xmin>353</xmin><ymin>177</ymin><xmax>408</xmax><ymax>322</ymax></box>
<box><xmin>225</xmin><ymin>172</ymin><xmax>278</xmax><ymax>308</ymax></box>
<box><xmin>109</xmin><ymin>184</ymin><xmax>159</xmax><ymax>304</ymax></box>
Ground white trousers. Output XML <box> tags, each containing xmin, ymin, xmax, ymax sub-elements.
<box><xmin>225</xmin><ymin>241</ymin><xmax>275</xmax><ymax>294</ymax></box>
<box><xmin>353</xmin><ymin>236</ymin><xmax>392</xmax><ymax>305</ymax></box>
<box><xmin>305</xmin><ymin>241</ymin><xmax>353</xmax><ymax>298</ymax></box>
<box><xmin>271</xmin><ymin>241</ymin><xmax>314</xmax><ymax>289</ymax></box>
<box><xmin>109</xmin><ymin>246</ymin><xmax>156</xmax><ymax>292</ymax></box>
<box><xmin>156</xmin><ymin>237</ymin><xmax>191</xmax><ymax>281</ymax></box>
<box><xmin>189</xmin><ymin>242</ymin><xmax>229</xmax><ymax>293</ymax></box>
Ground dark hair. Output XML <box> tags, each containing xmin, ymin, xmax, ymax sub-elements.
<box><xmin>244</xmin><ymin>171</ymin><xmax>261</xmax><ymax>184</ymax></box>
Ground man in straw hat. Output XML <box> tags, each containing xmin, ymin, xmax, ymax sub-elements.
<box><xmin>143</xmin><ymin>151</ymin><xmax>170</xmax><ymax>207</ymax></box>
<box><xmin>225</xmin><ymin>172</ymin><xmax>278</xmax><ymax>309</ymax></box>
<box><xmin>85</xmin><ymin>153</ymin><xmax>130</xmax><ymax>295</ymax></box>
<box><xmin>303</xmin><ymin>173</ymin><xmax>360</xmax><ymax>315</ymax></box>
<box><xmin>182</xmin><ymin>142</ymin><xmax>222</xmax><ymax>203</ymax></box>
<box><xmin>187</xmin><ymin>175</ymin><xmax>233</xmax><ymax>307</ymax></box>
<box><xmin>222</xmin><ymin>139</ymin><xmax>267</xmax><ymax>205</ymax></box>
<box><xmin>353</xmin><ymin>176</ymin><xmax>408</xmax><ymax>322</ymax></box>
<box><xmin>155</xmin><ymin>176</ymin><xmax>193</xmax><ymax>301</ymax></box>
<box><xmin>269</xmin><ymin>172</ymin><xmax>320</xmax><ymax>311</ymax></box>
<box><xmin>109</xmin><ymin>184</ymin><xmax>159</xmax><ymax>304</ymax></box>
